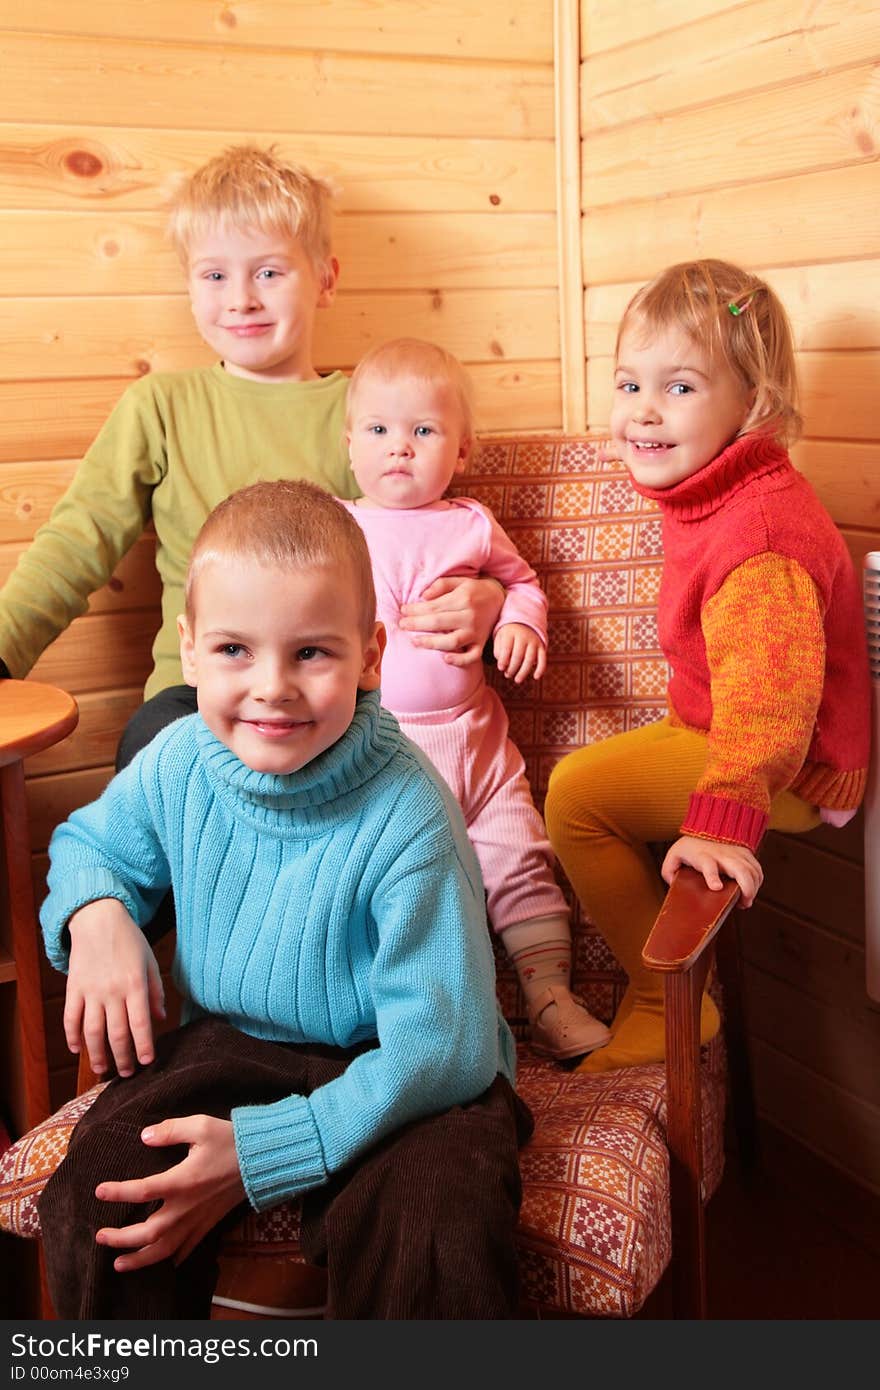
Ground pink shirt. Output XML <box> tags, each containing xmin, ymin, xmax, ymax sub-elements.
<box><xmin>342</xmin><ymin>498</ymin><xmax>548</xmax><ymax>714</ymax></box>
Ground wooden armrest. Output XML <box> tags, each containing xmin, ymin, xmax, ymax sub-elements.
<box><xmin>642</xmin><ymin>866</ymin><xmax>741</xmax><ymax>973</ymax></box>
<box><xmin>644</xmin><ymin>865</ymin><xmax>742</xmax><ymax>1318</ymax></box>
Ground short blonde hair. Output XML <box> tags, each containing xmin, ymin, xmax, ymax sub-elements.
<box><xmin>618</xmin><ymin>259</ymin><xmax>802</xmax><ymax>445</ymax></box>
<box><xmin>166</xmin><ymin>145</ymin><xmax>335</xmax><ymax>272</ymax></box>
<box><xmin>185</xmin><ymin>480</ymin><xmax>376</xmax><ymax>640</ymax></box>
<box><xmin>346</xmin><ymin>338</ymin><xmax>476</xmax><ymax>442</ymax></box>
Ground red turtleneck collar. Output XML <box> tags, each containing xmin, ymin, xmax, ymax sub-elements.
<box><xmin>627</xmin><ymin>432</ymin><xmax>792</xmax><ymax>523</ymax></box>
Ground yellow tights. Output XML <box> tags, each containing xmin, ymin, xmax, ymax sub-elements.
<box><xmin>544</xmin><ymin>718</ymin><xmax>819</xmax><ymax>1073</ymax></box>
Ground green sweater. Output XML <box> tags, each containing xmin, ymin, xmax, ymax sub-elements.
<box><xmin>0</xmin><ymin>364</ymin><xmax>357</xmax><ymax>698</ymax></box>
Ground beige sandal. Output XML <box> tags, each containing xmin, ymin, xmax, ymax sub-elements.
<box><xmin>528</xmin><ymin>985</ymin><xmax>612</xmax><ymax>1061</ymax></box>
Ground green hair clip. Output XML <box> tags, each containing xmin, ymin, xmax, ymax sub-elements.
<box><xmin>728</xmin><ymin>295</ymin><xmax>754</xmax><ymax>317</ymax></box>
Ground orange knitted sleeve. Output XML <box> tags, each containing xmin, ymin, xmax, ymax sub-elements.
<box><xmin>680</xmin><ymin>553</ymin><xmax>825</xmax><ymax>851</ymax></box>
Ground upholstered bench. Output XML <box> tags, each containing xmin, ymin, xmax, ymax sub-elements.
<box><xmin>0</xmin><ymin>436</ymin><xmax>730</xmax><ymax>1319</ymax></box>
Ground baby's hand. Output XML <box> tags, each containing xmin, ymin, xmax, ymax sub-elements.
<box><xmin>65</xmin><ymin>898</ymin><xmax>165</xmax><ymax>1078</ymax></box>
<box><xmin>661</xmin><ymin>835</ymin><xmax>763</xmax><ymax>908</ymax></box>
<box><xmin>493</xmin><ymin>623</ymin><xmax>547</xmax><ymax>684</ymax></box>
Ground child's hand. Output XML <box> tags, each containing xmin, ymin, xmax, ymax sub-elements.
<box><xmin>493</xmin><ymin>623</ymin><xmax>546</xmax><ymax>684</ymax></box>
<box><xmin>661</xmin><ymin>835</ymin><xmax>763</xmax><ymax>907</ymax></box>
<box><xmin>596</xmin><ymin>438</ymin><xmax>622</xmax><ymax>465</ymax></box>
<box><xmin>399</xmin><ymin>576</ymin><xmax>504</xmax><ymax>667</ymax></box>
<box><xmin>94</xmin><ymin>1114</ymin><xmax>246</xmax><ymax>1271</ymax></box>
<box><xmin>65</xmin><ymin>898</ymin><xmax>165</xmax><ymax>1078</ymax></box>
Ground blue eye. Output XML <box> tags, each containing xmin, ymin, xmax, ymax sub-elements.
<box><xmin>257</xmin><ymin>268</ymin><xmax>280</xmax><ymax>280</ymax></box>
<box><xmin>669</xmin><ymin>383</ymin><xmax>693</xmax><ymax>395</ymax></box>
<box><xmin>220</xmin><ymin>643</ymin><xmax>244</xmax><ymax>658</ymax></box>
<box><xmin>204</xmin><ymin>271</ymin><xmax>224</xmax><ymax>282</ymax></box>
<box><xmin>369</xmin><ymin>424</ymin><xmax>387</xmax><ymax>435</ymax></box>
<box><xmin>414</xmin><ymin>425</ymin><xmax>433</xmax><ymax>437</ymax></box>
<box><xmin>617</xmin><ymin>382</ymin><xmax>638</xmax><ymax>393</ymax></box>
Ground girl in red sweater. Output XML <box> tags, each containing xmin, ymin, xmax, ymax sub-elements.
<box><xmin>545</xmin><ymin>258</ymin><xmax>870</xmax><ymax>1073</ymax></box>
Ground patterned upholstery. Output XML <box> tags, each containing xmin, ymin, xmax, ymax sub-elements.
<box><xmin>0</xmin><ymin>436</ymin><xmax>727</xmax><ymax>1318</ymax></box>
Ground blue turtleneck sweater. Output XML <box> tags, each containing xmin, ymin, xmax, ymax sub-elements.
<box><xmin>41</xmin><ymin>691</ymin><xmax>516</xmax><ymax>1211</ymax></box>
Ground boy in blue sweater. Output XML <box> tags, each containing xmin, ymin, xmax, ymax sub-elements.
<box><xmin>37</xmin><ymin>480</ymin><xmax>530</xmax><ymax>1320</ymax></box>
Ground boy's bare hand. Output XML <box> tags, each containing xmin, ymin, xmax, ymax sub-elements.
<box><xmin>493</xmin><ymin>623</ymin><xmax>546</xmax><ymax>684</ymax></box>
<box><xmin>65</xmin><ymin>899</ymin><xmax>165</xmax><ymax>1078</ymax></box>
<box><xmin>94</xmin><ymin>1114</ymin><xmax>245</xmax><ymax>1271</ymax></box>
<box><xmin>661</xmin><ymin>835</ymin><xmax>763</xmax><ymax>907</ymax></box>
<box><xmin>399</xmin><ymin>575</ymin><xmax>504</xmax><ymax>667</ymax></box>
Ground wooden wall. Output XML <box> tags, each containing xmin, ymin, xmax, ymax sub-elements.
<box><xmin>2</xmin><ymin>0</ymin><xmax>878</xmax><ymax>1198</ymax></box>
<box><xmin>0</xmin><ymin>0</ymin><xmax>559</xmax><ymax>1107</ymax></box>
<box><xmin>579</xmin><ymin>0</ymin><xmax>880</xmax><ymax>1194</ymax></box>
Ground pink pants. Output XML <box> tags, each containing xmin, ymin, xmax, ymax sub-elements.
<box><xmin>397</xmin><ymin>685</ymin><xmax>568</xmax><ymax>933</ymax></box>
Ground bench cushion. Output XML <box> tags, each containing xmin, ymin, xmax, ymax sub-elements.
<box><xmin>0</xmin><ymin>1038</ymin><xmax>724</xmax><ymax>1317</ymax></box>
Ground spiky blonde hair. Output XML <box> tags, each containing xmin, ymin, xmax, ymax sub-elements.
<box><xmin>166</xmin><ymin>144</ymin><xmax>336</xmax><ymax>272</ymax></box>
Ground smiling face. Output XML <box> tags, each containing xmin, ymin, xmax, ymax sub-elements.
<box><xmin>611</xmin><ymin>320</ymin><xmax>753</xmax><ymax>489</ymax></box>
<box><xmin>178</xmin><ymin>556</ymin><xmax>383</xmax><ymax>775</ymax></box>
<box><xmin>186</xmin><ymin>223</ymin><xmax>338</xmax><ymax>383</ymax></box>
<box><xmin>346</xmin><ymin>372</ymin><xmax>471</xmax><ymax>510</ymax></box>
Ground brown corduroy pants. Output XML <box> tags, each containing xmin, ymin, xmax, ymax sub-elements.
<box><xmin>39</xmin><ymin>1017</ymin><xmax>533</xmax><ymax>1320</ymax></box>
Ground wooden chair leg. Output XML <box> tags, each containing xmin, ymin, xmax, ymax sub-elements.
<box><xmin>2</xmin><ymin>760</ymin><xmax>51</xmax><ymax>1134</ymax></box>
<box><xmin>664</xmin><ymin>949</ymin><xmax>713</xmax><ymax>1320</ymax></box>
<box><xmin>714</xmin><ymin>909</ymin><xmax>760</xmax><ymax>1176</ymax></box>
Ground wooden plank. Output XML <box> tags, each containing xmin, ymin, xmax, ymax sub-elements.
<box><xmin>582</xmin><ymin>0</ymin><xmax>880</xmax><ymax>130</ymax></box>
<box><xmin>585</xmin><ymin>260</ymin><xmax>880</xmax><ymax>358</ymax></box>
<box><xmin>0</xmin><ymin>536</ymin><xmax>161</xmax><ymax>613</ymax></box>
<box><xmin>0</xmin><ymin>210</ymin><xmax>559</xmax><ymax>295</ymax></box>
<box><xmin>554</xmin><ymin>0</ymin><xmax>587</xmax><ymax>432</ymax></box>
<box><xmin>468</xmin><ymin>362</ymin><xmax>562</xmax><ymax>431</ymax></box>
<box><xmin>749</xmin><ymin>1035</ymin><xmax>880</xmax><ymax>1197</ymax></box>
<box><xmin>580</xmin><ymin>0</ymin><xmax>730</xmax><ymax>55</ymax></box>
<box><xmin>586</xmin><ymin>351</ymin><xmax>880</xmax><ymax>441</ymax></box>
<box><xmin>743</xmin><ymin>958</ymin><xmax>880</xmax><ymax>1110</ymax></box>
<box><xmin>2</xmin><ymin>1</ymin><xmax>554</xmax><ymax>62</ymax></box>
<box><xmin>792</xmin><ymin>440</ymin><xmax>880</xmax><ymax>531</ymax></box>
<box><xmin>582</xmin><ymin>62</ymin><xmax>880</xmax><ymax>207</ymax></box>
<box><xmin>806</xmin><ymin>806</ymin><xmax>864</xmax><ymax>866</ymax></box>
<box><xmin>0</xmin><ymin>363</ymin><xmax>561</xmax><ymax>465</ymax></box>
<box><xmin>0</xmin><ymin>460</ymin><xmax>77</xmax><ymax>539</ymax></box>
<box><xmin>741</xmin><ymin>899</ymin><xmax>868</xmax><ymax>1009</ymax></box>
<box><xmin>26</xmin><ymin>611</ymin><xmax>158</xmax><ymax>695</ymax></box>
<box><xmin>0</xmin><ymin>380</ymin><xmax>129</xmax><ymax>466</ymax></box>
<box><xmin>798</xmin><ymin>352</ymin><xmax>880</xmax><ymax>442</ymax></box>
<box><xmin>0</xmin><ymin>33</ymin><xmax>554</xmax><ymax>140</ymax></box>
<box><xmin>25</xmin><ymin>766</ymin><xmax>114</xmax><ymax>849</ymax></box>
<box><xmin>581</xmin><ymin>164</ymin><xmax>880</xmax><ymax>286</ymax></box>
<box><xmin>757</xmin><ymin>832</ymin><xmax>865</xmax><ymax>946</ymax></box>
<box><xmin>24</xmin><ymin>686</ymin><xmax>143</xmax><ymax>777</ymax></box>
<box><xmin>0</xmin><ymin>125</ymin><xmax>556</xmax><ymax>214</ymax></box>
<box><xmin>0</xmin><ymin>290</ymin><xmax>560</xmax><ymax>379</ymax></box>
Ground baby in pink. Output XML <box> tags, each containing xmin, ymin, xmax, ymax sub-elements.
<box><xmin>343</xmin><ymin>338</ymin><xmax>610</xmax><ymax>1061</ymax></box>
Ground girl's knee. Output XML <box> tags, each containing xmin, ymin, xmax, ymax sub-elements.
<box><xmin>545</xmin><ymin>744</ymin><xmax>611</xmax><ymax>841</ymax></box>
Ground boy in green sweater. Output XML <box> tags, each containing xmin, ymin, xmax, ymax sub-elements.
<box><xmin>0</xmin><ymin>145</ymin><xmax>502</xmax><ymax>764</ymax></box>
